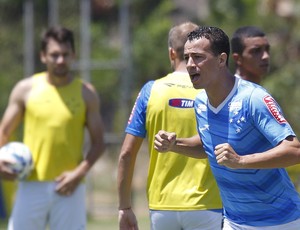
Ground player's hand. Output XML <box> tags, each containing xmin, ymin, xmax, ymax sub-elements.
<box><xmin>55</xmin><ymin>170</ymin><xmax>82</xmax><ymax>196</ymax></box>
<box><xmin>119</xmin><ymin>208</ymin><xmax>139</xmax><ymax>230</ymax></box>
<box><xmin>154</xmin><ymin>130</ymin><xmax>177</xmax><ymax>152</ymax></box>
<box><xmin>0</xmin><ymin>160</ymin><xmax>18</xmax><ymax>180</ymax></box>
<box><xmin>215</xmin><ymin>143</ymin><xmax>242</xmax><ymax>169</ymax></box>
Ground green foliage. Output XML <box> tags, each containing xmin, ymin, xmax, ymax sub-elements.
<box><xmin>132</xmin><ymin>1</ymin><xmax>174</xmax><ymax>90</ymax></box>
<box><xmin>0</xmin><ymin>0</ymin><xmax>300</xmax><ymax>136</ymax></box>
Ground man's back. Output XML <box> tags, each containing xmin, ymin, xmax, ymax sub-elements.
<box><xmin>128</xmin><ymin>72</ymin><xmax>222</xmax><ymax>210</ymax></box>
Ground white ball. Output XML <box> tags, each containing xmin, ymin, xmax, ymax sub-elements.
<box><xmin>0</xmin><ymin>142</ymin><xmax>33</xmax><ymax>180</ymax></box>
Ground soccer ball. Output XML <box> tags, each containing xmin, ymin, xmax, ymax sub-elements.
<box><xmin>0</xmin><ymin>142</ymin><xmax>33</xmax><ymax>180</ymax></box>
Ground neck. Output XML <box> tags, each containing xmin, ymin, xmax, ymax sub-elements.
<box><xmin>207</xmin><ymin>71</ymin><xmax>236</xmax><ymax>108</ymax></box>
<box><xmin>174</xmin><ymin>61</ymin><xmax>187</xmax><ymax>73</ymax></box>
<box><xmin>46</xmin><ymin>73</ymin><xmax>73</xmax><ymax>87</ymax></box>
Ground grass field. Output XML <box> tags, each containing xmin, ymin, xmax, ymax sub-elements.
<box><xmin>0</xmin><ymin>215</ymin><xmax>150</xmax><ymax>229</ymax></box>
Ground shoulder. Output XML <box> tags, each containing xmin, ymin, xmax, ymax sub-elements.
<box><xmin>136</xmin><ymin>80</ymin><xmax>155</xmax><ymax>98</ymax></box>
<box><xmin>238</xmin><ymin>78</ymin><xmax>266</xmax><ymax>92</ymax></box>
<box><xmin>10</xmin><ymin>77</ymin><xmax>35</xmax><ymax>102</ymax></box>
<box><xmin>236</xmin><ymin>79</ymin><xmax>268</xmax><ymax>99</ymax></box>
<box><xmin>195</xmin><ymin>88</ymin><xmax>206</xmax><ymax>100</ymax></box>
<box><xmin>142</xmin><ymin>80</ymin><xmax>155</xmax><ymax>90</ymax></box>
<box><xmin>80</xmin><ymin>80</ymin><xmax>100</xmax><ymax>106</ymax></box>
<box><xmin>14</xmin><ymin>76</ymin><xmax>34</xmax><ymax>90</ymax></box>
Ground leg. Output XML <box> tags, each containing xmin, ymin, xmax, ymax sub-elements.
<box><xmin>181</xmin><ymin>210</ymin><xmax>223</xmax><ymax>230</ymax></box>
<box><xmin>150</xmin><ymin>210</ymin><xmax>181</xmax><ymax>230</ymax></box>
<box><xmin>49</xmin><ymin>183</ymin><xmax>86</xmax><ymax>230</ymax></box>
<box><xmin>8</xmin><ymin>182</ymin><xmax>49</xmax><ymax>230</ymax></box>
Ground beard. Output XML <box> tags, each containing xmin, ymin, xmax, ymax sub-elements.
<box><xmin>52</xmin><ymin>66</ymin><xmax>70</xmax><ymax>77</ymax></box>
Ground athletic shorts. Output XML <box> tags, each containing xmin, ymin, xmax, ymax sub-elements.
<box><xmin>223</xmin><ymin>216</ymin><xmax>300</xmax><ymax>230</ymax></box>
<box><xmin>8</xmin><ymin>181</ymin><xmax>86</xmax><ymax>230</ymax></box>
<box><xmin>149</xmin><ymin>209</ymin><xmax>223</xmax><ymax>230</ymax></box>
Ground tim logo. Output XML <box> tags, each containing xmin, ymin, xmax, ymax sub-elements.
<box><xmin>263</xmin><ymin>95</ymin><xmax>286</xmax><ymax>124</ymax></box>
<box><xmin>169</xmin><ymin>98</ymin><xmax>194</xmax><ymax>108</ymax></box>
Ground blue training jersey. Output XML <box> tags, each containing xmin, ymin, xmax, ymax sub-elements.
<box><xmin>195</xmin><ymin>77</ymin><xmax>300</xmax><ymax>226</ymax></box>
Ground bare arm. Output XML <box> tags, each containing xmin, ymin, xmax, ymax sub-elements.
<box><xmin>0</xmin><ymin>78</ymin><xmax>32</xmax><ymax>179</ymax></box>
<box><xmin>118</xmin><ymin>133</ymin><xmax>142</xmax><ymax>229</ymax></box>
<box><xmin>154</xmin><ymin>130</ymin><xmax>207</xmax><ymax>159</ymax></box>
<box><xmin>55</xmin><ymin>82</ymin><xmax>105</xmax><ymax>195</ymax></box>
<box><xmin>76</xmin><ymin>82</ymin><xmax>106</xmax><ymax>176</ymax></box>
<box><xmin>215</xmin><ymin>136</ymin><xmax>300</xmax><ymax>169</ymax></box>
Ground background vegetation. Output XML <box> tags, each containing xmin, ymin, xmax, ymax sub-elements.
<box><xmin>1</xmin><ymin>0</ymin><xmax>300</xmax><ymax>135</ymax></box>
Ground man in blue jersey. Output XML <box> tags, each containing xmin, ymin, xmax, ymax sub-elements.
<box><xmin>117</xmin><ymin>22</ymin><xmax>223</xmax><ymax>230</ymax></box>
<box><xmin>231</xmin><ymin>26</ymin><xmax>300</xmax><ymax>191</ymax></box>
<box><xmin>154</xmin><ymin>26</ymin><xmax>300</xmax><ymax>229</ymax></box>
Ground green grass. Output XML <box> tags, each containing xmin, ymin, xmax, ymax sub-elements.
<box><xmin>88</xmin><ymin>216</ymin><xmax>150</xmax><ymax>230</ymax></box>
<box><xmin>0</xmin><ymin>215</ymin><xmax>150</xmax><ymax>230</ymax></box>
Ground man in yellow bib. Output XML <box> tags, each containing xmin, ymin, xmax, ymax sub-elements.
<box><xmin>0</xmin><ymin>26</ymin><xmax>105</xmax><ymax>230</ymax></box>
<box><xmin>118</xmin><ymin>22</ymin><xmax>222</xmax><ymax>230</ymax></box>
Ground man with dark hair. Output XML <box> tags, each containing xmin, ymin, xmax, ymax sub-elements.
<box><xmin>0</xmin><ymin>26</ymin><xmax>105</xmax><ymax>230</ymax></box>
<box><xmin>118</xmin><ymin>22</ymin><xmax>222</xmax><ymax>230</ymax></box>
<box><xmin>231</xmin><ymin>26</ymin><xmax>270</xmax><ymax>84</ymax></box>
<box><xmin>155</xmin><ymin>26</ymin><xmax>300</xmax><ymax>229</ymax></box>
<box><xmin>230</xmin><ymin>26</ymin><xmax>300</xmax><ymax>191</ymax></box>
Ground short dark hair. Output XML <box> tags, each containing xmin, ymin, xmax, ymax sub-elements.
<box><xmin>41</xmin><ymin>26</ymin><xmax>75</xmax><ymax>53</ymax></box>
<box><xmin>187</xmin><ymin>26</ymin><xmax>230</xmax><ymax>65</ymax></box>
<box><xmin>231</xmin><ymin>26</ymin><xmax>265</xmax><ymax>54</ymax></box>
<box><xmin>168</xmin><ymin>22</ymin><xmax>198</xmax><ymax>61</ymax></box>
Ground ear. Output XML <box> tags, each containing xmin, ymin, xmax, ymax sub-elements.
<box><xmin>232</xmin><ymin>53</ymin><xmax>242</xmax><ymax>65</ymax></box>
<box><xmin>219</xmin><ymin>53</ymin><xmax>227</xmax><ymax>67</ymax></box>
<box><xmin>169</xmin><ymin>47</ymin><xmax>177</xmax><ymax>61</ymax></box>
<box><xmin>40</xmin><ymin>51</ymin><xmax>46</xmax><ymax>64</ymax></box>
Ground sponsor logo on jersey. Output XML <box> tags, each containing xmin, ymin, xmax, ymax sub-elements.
<box><xmin>196</xmin><ymin>103</ymin><xmax>207</xmax><ymax>114</ymax></box>
<box><xmin>199</xmin><ymin>124</ymin><xmax>209</xmax><ymax>132</ymax></box>
<box><xmin>263</xmin><ymin>95</ymin><xmax>287</xmax><ymax>124</ymax></box>
<box><xmin>228</xmin><ymin>101</ymin><xmax>242</xmax><ymax>112</ymax></box>
<box><xmin>164</xmin><ymin>83</ymin><xmax>194</xmax><ymax>89</ymax></box>
<box><xmin>128</xmin><ymin>92</ymin><xmax>140</xmax><ymax>124</ymax></box>
<box><xmin>169</xmin><ymin>98</ymin><xmax>194</xmax><ymax>108</ymax></box>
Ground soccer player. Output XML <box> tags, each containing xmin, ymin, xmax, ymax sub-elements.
<box><xmin>231</xmin><ymin>26</ymin><xmax>270</xmax><ymax>84</ymax></box>
<box><xmin>117</xmin><ymin>22</ymin><xmax>222</xmax><ymax>230</ymax></box>
<box><xmin>0</xmin><ymin>26</ymin><xmax>105</xmax><ymax>230</ymax></box>
<box><xmin>155</xmin><ymin>26</ymin><xmax>300</xmax><ymax>229</ymax></box>
<box><xmin>230</xmin><ymin>26</ymin><xmax>300</xmax><ymax>191</ymax></box>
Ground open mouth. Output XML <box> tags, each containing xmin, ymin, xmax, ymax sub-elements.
<box><xmin>190</xmin><ymin>73</ymin><xmax>200</xmax><ymax>83</ymax></box>
<box><xmin>260</xmin><ymin>63</ymin><xmax>269</xmax><ymax>69</ymax></box>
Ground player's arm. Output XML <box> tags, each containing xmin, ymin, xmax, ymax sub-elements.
<box><xmin>0</xmin><ymin>79</ymin><xmax>31</xmax><ymax>146</ymax></box>
<box><xmin>76</xmin><ymin>82</ymin><xmax>106</xmax><ymax>177</ymax></box>
<box><xmin>154</xmin><ymin>130</ymin><xmax>207</xmax><ymax>159</ymax></box>
<box><xmin>0</xmin><ymin>78</ymin><xmax>31</xmax><ymax>179</ymax></box>
<box><xmin>118</xmin><ymin>133</ymin><xmax>142</xmax><ymax>229</ymax></box>
<box><xmin>215</xmin><ymin>135</ymin><xmax>300</xmax><ymax>169</ymax></box>
<box><xmin>55</xmin><ymin>82</ymin><xmax>105</xmax><ymax>195</ymax></box>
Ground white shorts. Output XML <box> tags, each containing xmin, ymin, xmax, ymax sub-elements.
<box><xmin>223</xmin><ymin>217</ymin><xmax>300</xmax><ymax>230</ymax></box>
<box><xmin>8</xmin><ymin>181</ymin><xmax>86</xmax><ymax>230</ymax></box>
<box><xmin>149</xmin><ymin>210</ymin><xmax>223</xmax><ymax>230</ymax></box>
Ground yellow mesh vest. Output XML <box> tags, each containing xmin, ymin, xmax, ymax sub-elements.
<box><xmin>146</xmin><ymin>72</ymin><xmax>222</xmax><ymax>210</ymax></box>
<box><xmin>24</xmin><ymin>72</ymin><xmax>86</xmax><ymax>181</ymax></box>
